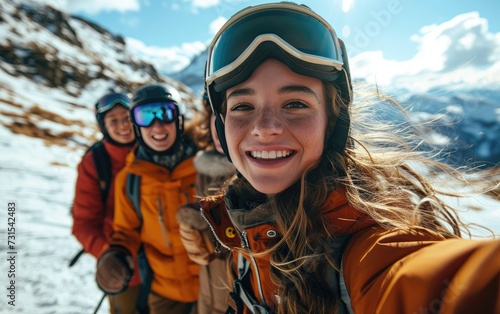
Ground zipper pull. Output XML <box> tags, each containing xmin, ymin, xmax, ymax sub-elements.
<box><xmin>241</xmin><ymin>230</ymin><xmax>250</xmax><ymax>249</ymax></box>
<box><xmin>157</xmin><ymin>197</ymin><xmax>171</xmax><ymax>248</ymax></box>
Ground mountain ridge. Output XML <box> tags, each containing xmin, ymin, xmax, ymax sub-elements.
<box><xmin>0</xmin><ymin>0</ymin><xmax>199</xmax><ymax>150</ymax></box>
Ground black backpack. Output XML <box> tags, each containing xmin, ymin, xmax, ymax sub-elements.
<box><xmin>87</xmin><ymin>141</ymin><xmax>112</xmax><ymax>204</ymax></box>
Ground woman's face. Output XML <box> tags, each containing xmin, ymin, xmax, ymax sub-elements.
<box><xmin>140</xmin><ymin>119</ymin><xmax>177</xmax><ymax>152</ymax></box>
<box><xmin>103</xmin><ymin>106</ymin><xmax>135</xmax><ymax>144</ymax></box>
<box><xmin>224</xmin><ymin>59</ymin><xmax>328</xmax><ymax>195</ymax></box>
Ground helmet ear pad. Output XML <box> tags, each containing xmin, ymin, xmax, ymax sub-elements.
<box><xmin>96</xmin><ymin>114</ymin><xmax>107</xmax><ymax>134</ymax></box>
<box><xmin>177</xmin><ymin>115</ymin><xmax>184</xmax><ymax>134</ymax></box>
<box><xmin>214</xmin><ymin>113</ymin><xmax>230</xmax><ymax>162</ymax></box>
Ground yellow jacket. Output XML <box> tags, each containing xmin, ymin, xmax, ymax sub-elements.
<box><xmin>111</xmin><ymin>150</ymin><xmax>199</xmax><ymax>302</ymax></box>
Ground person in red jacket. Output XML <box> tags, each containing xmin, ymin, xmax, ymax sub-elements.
<box><xmin>71</xmin><ymin>92</ymin><xmax>140</xmax><ymax>314</ymax></box>
<box><xmin>199</xmin><ymin>2</ymin><xmax>500</xmax><ymax>314</ymax></box>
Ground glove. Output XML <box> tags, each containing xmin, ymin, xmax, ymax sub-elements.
<box><xmin>95</xmin><ymin>247</ymin><xmax>133</xmax><ymax>294</ymax></box>
<box><xmin>177</xmin><ymin>202</ymin><xmax>212</xmax><ymax>265</ymax></box>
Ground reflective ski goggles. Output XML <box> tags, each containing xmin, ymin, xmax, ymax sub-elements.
<box><xmin>96</xmin><ymin>93</ymin><xmax>131</xmax><ymax>113</ymax></box>
<box><xmin>131</xmin><ymin>102</ymin><xmax>179</xmax><ymax>127</ymax></box>
<box><xmin>205</xmin><ymin>3</ymin><xmax>347</xmax><ymax>101</ymax></box>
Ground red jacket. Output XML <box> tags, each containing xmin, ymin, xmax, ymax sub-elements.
<box><xmin>72</xmin><ymin>140</ymin><xmax>141</xmax><ymax>286</ymax></box>
<box><xmin>200</xmin><ymin>187</ymin><xmax>500</xmax><ymax>313</ymax></box>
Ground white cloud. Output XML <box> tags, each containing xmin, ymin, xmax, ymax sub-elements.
<box><xmin>350</xmin><ymin>12</ymin><xmax>500</xmax><ymax>92</ymax></box>
<box><xmin>209</xmin><ymin>16</ymin><xmax>228</xmax><ymax>36</ymax></box>
<box><xmin>191</xmin><ymin>0</ymin><xmax>220</xmax><ymax>9</ymax></box>
<box><xmin>32</xmin><ymin>0</ymin><xmax>140</xmax><ymax>15</ymax></box>
<box><xmin>126</xmin><ymin>37</ymin><xmax>206</xmax><ymax>74</ymax></box>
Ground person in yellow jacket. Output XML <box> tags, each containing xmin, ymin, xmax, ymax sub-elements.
<box><xmin>96</xmin><ymin>84</ymin><xmax>199</xmax><ymax>314</ymax></box>
<box><xmin>198</xmin><ymin>2</ymin><xmax>500</xmax><ymax>314</ymax></box>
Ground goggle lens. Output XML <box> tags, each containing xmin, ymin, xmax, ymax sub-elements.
<box><xmin>132</xmin><ymin>102</ymin><xmax>178</xmax><ymax>127</ymax></box>
<box><xmin>96</xmin><ymin>93</ymin><xmax>131</xmax><ymax>113</ymax></box>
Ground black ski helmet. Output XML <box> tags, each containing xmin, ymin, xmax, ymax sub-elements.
<box><xmin>94</xmin><ymin>92</ymin><xmax>132</xmax><ymax>135</ymax></box>
<box><xmin>130</xmin><ymin>84</ymin><xmax>184</xmax><ymax>143</ymax></box>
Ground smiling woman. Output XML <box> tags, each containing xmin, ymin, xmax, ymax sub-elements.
<box><xmin>196</xmin><ymin>2</ymin><xmax>500</xmax><ymax>314</ymax></box>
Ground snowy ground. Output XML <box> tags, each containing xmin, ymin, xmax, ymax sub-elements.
<box><xmin>0</xmin><ymin>124</ymin><xmax>499</xmax><ymax>314</ymax></box>
<box><xmin>0</xmin><ymin>126</ymin><xmax>110</xmax><ymax>314</ymax></box>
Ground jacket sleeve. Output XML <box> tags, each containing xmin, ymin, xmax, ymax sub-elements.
<box><xmin>71</xmin><ymin>152</ymin><xmax>108</xmax><ymax>258</ymax></box>
<box><xmin>343</xmin><ymin>226</ymin><xmax>500</xmax><ymax>314</ymax></box>
<box><xmin>108</xmin><ymin>169</ymin><xmax>143</xmax><ymax>258</ymax></box>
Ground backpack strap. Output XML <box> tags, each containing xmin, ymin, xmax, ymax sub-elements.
<box><xmin>125</xmin><ymin>173</ymin><xmax>142</xmax><ymax>222</ymax></box>
<box><xmin>89</xmin><ymin>141</ymin><xmax>112</xmax><ymax>204</ymax></box>
<box><xmin>326</xmin><ymin>234</ymin><xmax>353</xmax><ymax>314</ymax></box>
<box><xmin>227</xmin><ymin>252</ymin><xmax>273</xmax><ymax>314</ymax></box>
<box><xmin>124</xmin><ymin>173</ymin><xmax>151</xmax><ymax>314</ymax></box>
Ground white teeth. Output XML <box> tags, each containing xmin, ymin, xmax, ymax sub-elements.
<box><xmin>251</xmin><ymin>150</ymin><xmax>291</xmax><ymax>159</ymax></box>
<box><xmin>153</xmin><ymin>134</ymin><xmax>167</xmax><ymax>140</ymax></box>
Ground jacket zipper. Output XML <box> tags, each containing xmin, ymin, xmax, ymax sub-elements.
<box><xmin>200</xmin><ymin>208</ymin><xmax>230</xmax><ymax>252</ymax></box>
<box><xmin>157</xmin><ymin>197</ymin><xmax>171</xmax><ymax>248</ymax></box>
<box><xmin>241</xmin><ymin>230</ymin><xmax>266</xmax><ymax>307</ymax></box>
<box><xmin>200</xmin><ymin>205</ymin><xmax>267</xmax><ymax>306</ymax></box>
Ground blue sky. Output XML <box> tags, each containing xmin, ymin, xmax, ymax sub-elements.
<box><xmin>46</xmin><ymin>0</ymin><xmax>499</xmax><ymax>58</ymax></box>
<box><xmin>35</xmin><ymin>0</ymin><xmax>500</xmax><ymax>92</ymax></box>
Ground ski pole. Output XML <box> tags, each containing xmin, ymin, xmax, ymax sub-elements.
<box><xmin>68</xmin><ymin>249</ymin><xmax>85</xmax><ymax>267</ymax></box>
<box><xmin>93</xmin><ymin>292</ymin><xmax>107</xmax><ymax>314</ymax></box>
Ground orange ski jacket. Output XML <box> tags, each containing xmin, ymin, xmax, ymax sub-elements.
<box><xmin>110</xmin><ymin>150</ymin><xmax>200</xmax><ymax>302</ymax></box>
<box><xmin>199</xmin><ymin>187</ymin><xmax>500</xmax><ymax>313</ymax></box>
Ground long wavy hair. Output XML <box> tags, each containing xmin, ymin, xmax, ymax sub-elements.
<box><xmin>192</xmin><ymin>92</ymin><xmax>215</xmax><ymax>151</ymax></box>
<box><xmin>224</xmin><ymin>81</ymin><xmax>497</xmax><ymax>314</ymax></box>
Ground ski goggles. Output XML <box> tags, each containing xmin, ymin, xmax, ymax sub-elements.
<box><xmin>205</xmin><ymin>2</ymin><xmax>347</xmax><ymax>101</ymax></box>
<box><xmin>131</xmin><ymin>102</ymin><xmax>179</xmax><ymax>127</ymax></box>
<box><xmin>96</xmin><ymin>93</ymin><xmax>131</xmax><ymax>113</ymax></box>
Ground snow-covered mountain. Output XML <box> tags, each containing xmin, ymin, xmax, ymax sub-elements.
<box><xmin>0</xmin><ymin>0</ymin><xmax>199</xmax><ymax>151</ymax></box>
<box><xmin>0</xmin><ymin>1</ymin><xmax>201</xmax><ymax>313</ymax></box>
<box><xmin>173</xmin><ymin>51</ymin><xmax>500</xmax><ymax>167</ymax></box>
<box><xmin>169</xmin><ymin>46</ymin><xmax>208</xmax><ymax>97</ymax></box>
<box><xmin>0</xmin><ymin>1</ymin><xmax>498</xmax><ymax>313</ymax></box>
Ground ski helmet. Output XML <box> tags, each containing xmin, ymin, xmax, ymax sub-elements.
<box><xmin>205</xmin><ymin>2</ymin><xmax>352</xmax><ymax>161</ymax></box>
<box><xmin>130</xmin><ymin>84</ymin><xmax>184</xmax><ymax>143</ymax></box>
<box><xmin>94</xmin><ymin>92</ymin><xmax>132</xmax><ymax>134</ymax></box>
